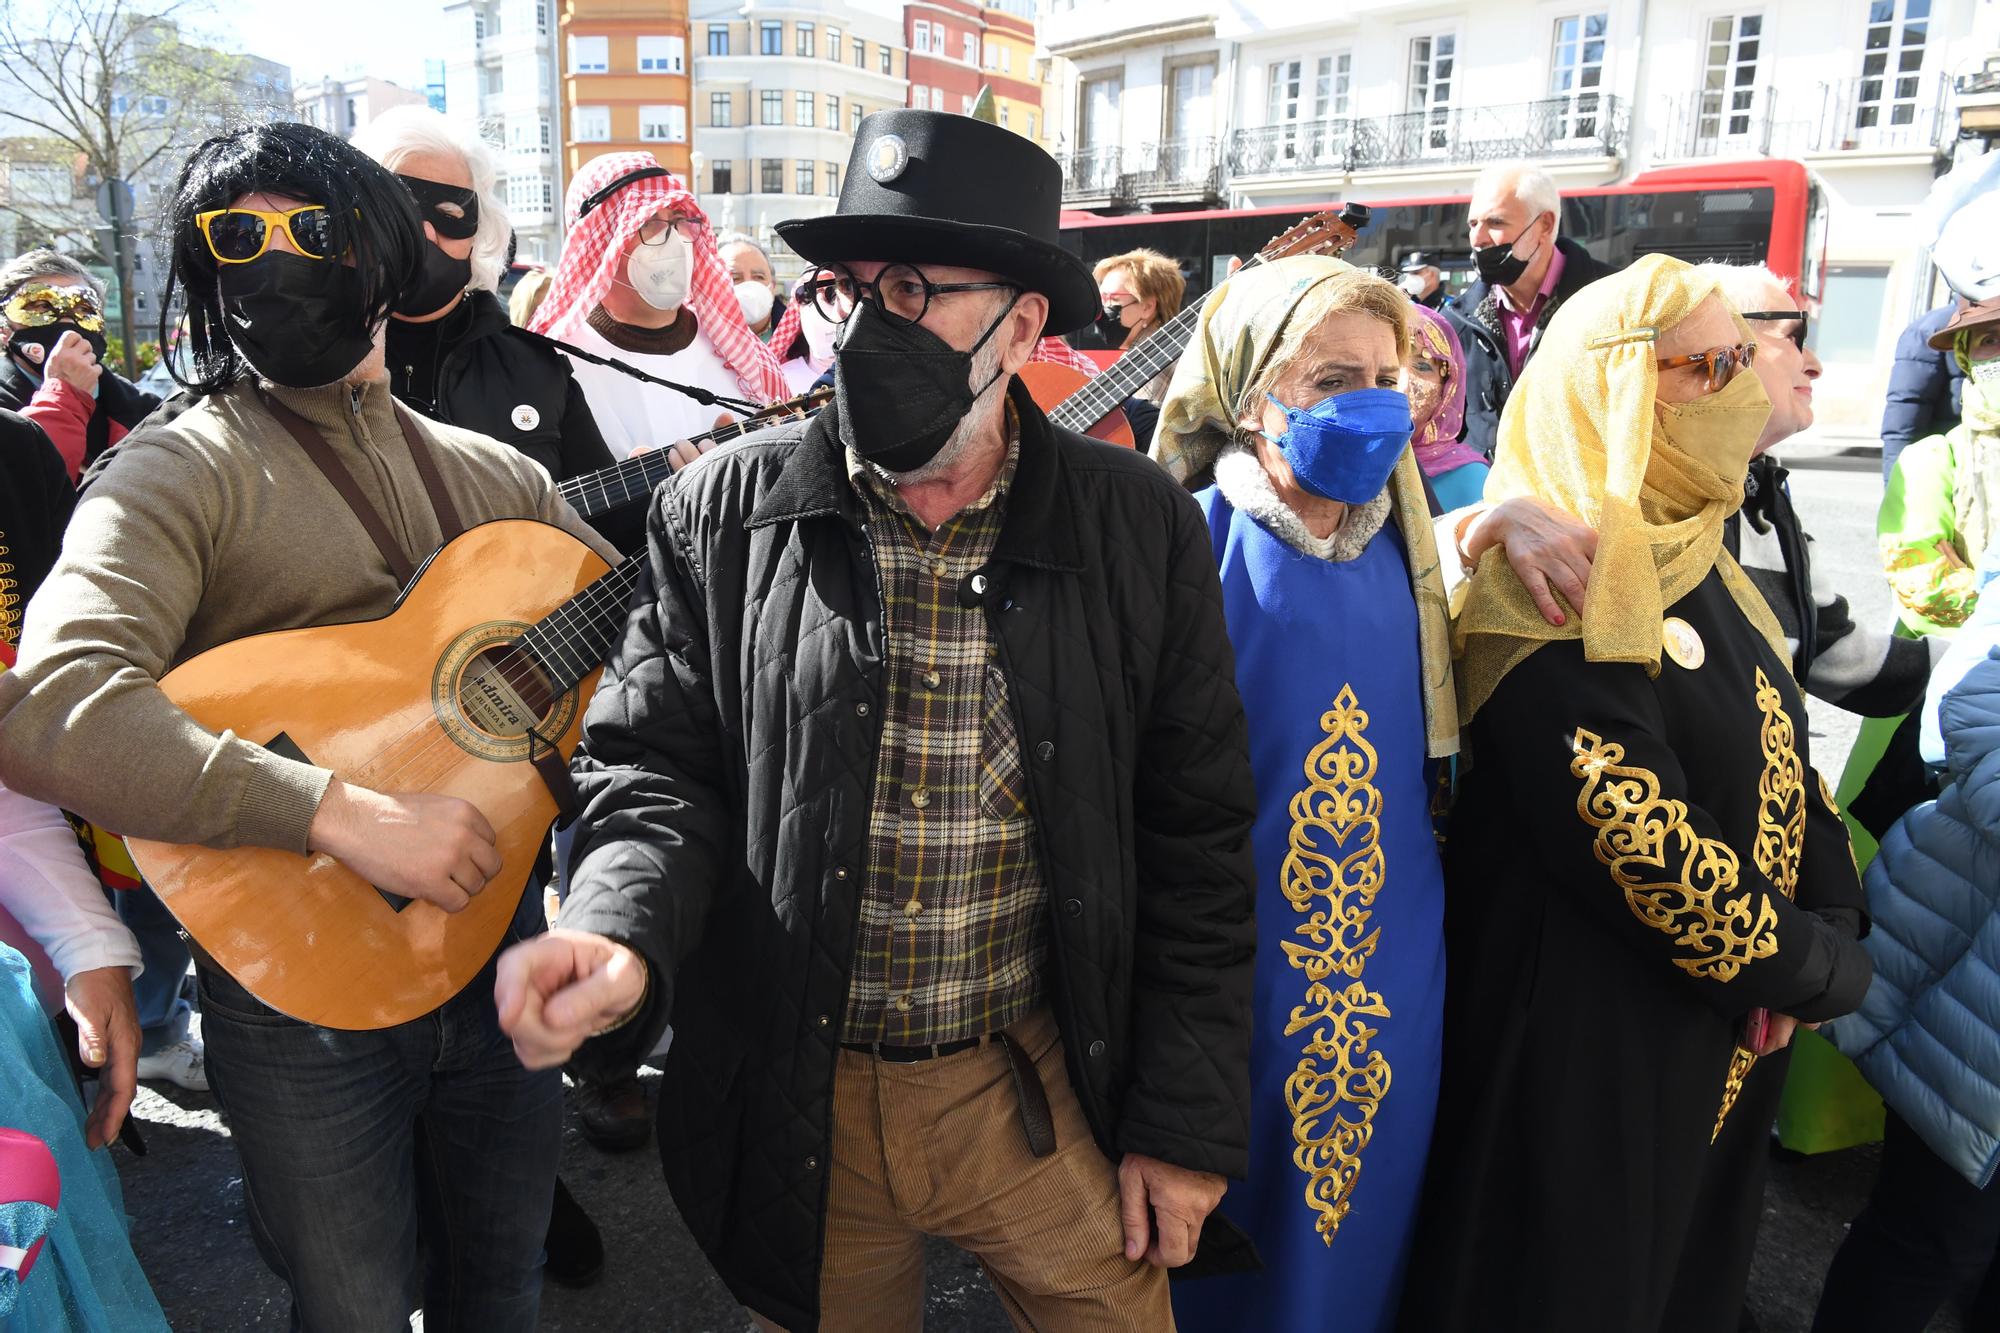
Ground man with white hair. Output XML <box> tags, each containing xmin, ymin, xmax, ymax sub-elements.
<box><xmin>0</xmin><ymin>248</ymin><xmax>160</xmax><ymax>482</ymax></box>
<box><xmin>717</xmin><ymin>230</ymin><xmax>786</xmax><ymax>342</ymax></box>
<box><xmin>1444</xmin><ymin>163</ymin><xmax>1615</xmax><ymax>458</ymax></box>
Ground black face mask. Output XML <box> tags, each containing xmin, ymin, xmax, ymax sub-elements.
<box><xmin>9</xmin><ymin>320</ymin><xmax>108</xmax><ymax>373</ymax></box>
<box><xmin>218</xmin><ymin>253</ymin><xmax>376</xmax><ymax>388</ymax></box>
<box><xmin>394</xmin><ymin>241</ymin><xmax>473</xmax><ymax>317</ymax></box>
<box><xmin>1472</xmin><ymin>217</ymin><xmax>1548</xmax><ymax>287</ymax></box>
<box><xmin>1095</xmin><ymin>304</ymin><xmax>1129</xmax><ymax>347</ymax></box>
<box><xmin>834</xmin><ymin>296</ymin><xmax>1016</xmax><ymax>474</ymax></box>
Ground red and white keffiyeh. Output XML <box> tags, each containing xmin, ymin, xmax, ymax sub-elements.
<box><xmin>532</xmin><ymin>152</ymin><xmax>789</xmax><ymax>406</ymax></box>
<box><xmin>766</xmin><ymin>273</ymin><xmax>808</xmax><ymax>362</ymax></box>
<box><xmin>760</xmin><ymin>276</ymin><xmax>1095</xmax><ymax>382</ymax></box>
<box><xmin>1031</xmin><ymin>336</ymin><xmax>1099</xmax><ymax>375</ymax></box>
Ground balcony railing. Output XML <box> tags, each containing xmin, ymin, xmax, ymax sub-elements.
<box><xmin>1124</xmin><ymin>137</ymin><xmax>1223</xmax><ymax>201</ymax></box>
<box><xmin>1056</xmin><ymin>145</ymin><xmax>1130</xmax><ymax>204</ymax></box>
<box><xmin>1651</xmin><ymin>73</ymin><xmax>1951</xmax><ymax>161</ymax></box>
<box><xmin>1226</xmin><ymin>95</ymin><xmax>1627</xmax><ymax>178</ymax></box>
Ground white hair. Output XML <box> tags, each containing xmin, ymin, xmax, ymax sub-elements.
<box><xmin>353</xmin><ymin>106</ymin><xmax>511</xmax><ymax>293</ymax></box>
<box><xmin>0</xmin><ymin>248</ymin><xmax>104</xmax><ymax>306</ymax></box>
<box><xmin>1472</xmin><ymin>163</ymin><xmax>1563</xmax><ymax>237</ymax></box>
<box><xmin>714</xmin><ymin>230</ymin><xmax>770</xmax><ymax>263</ymax></box>
<box><xmin>1694</xmin><ymin>261</ymin><xmax>1794</xmax><ymax>315</ymax></box>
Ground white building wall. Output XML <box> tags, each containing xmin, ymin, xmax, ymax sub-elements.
<box><xmin>441</xmin><ymin>0</ymin><xmax>561</xmax><ymax>262</ymax></box>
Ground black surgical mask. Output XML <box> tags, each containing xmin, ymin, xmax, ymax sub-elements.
<box><xmin>834</xmin><ymin>296</ymin><xmax>1016</xmax><ymax>474</ymax></box>
<box><xmin>218</xmin><ymin>253</ymin><xmax>376</xmax><ymax>388</ymax></box>
<box><xmin>394</xmin><ymin>241</ymin><xmax>473</xmax><ymax>317</ymax></box>
<box><xmin>1096</xmin><ymin>304</ymin><xmax>1129</xmax><ymax>346</ymax></box>
<box><xmin>1472</xmin><ymin>216</ymin><xmax>1548</xmax><ymax>287</ymax></box>
<box><xmin>9</xmin><ymin>320</ymin><xmax>107</xmax><ymax>372</ymax></box>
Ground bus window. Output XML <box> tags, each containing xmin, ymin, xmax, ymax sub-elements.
<box><xmin>1802</xmin><ymin>179</ymin><xmax>1829</xmax><ymax>308</ymax></box>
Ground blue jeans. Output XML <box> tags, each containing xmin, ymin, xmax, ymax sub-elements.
<box><xmin>197</xmin><ymin>958</ymin><xmax>562</xmax><ymax>1333</ymax></box>
<box><xmin>116</xmin><ymin>882</ymin><xmax>192</xmax><ymax>1055</ymax></box>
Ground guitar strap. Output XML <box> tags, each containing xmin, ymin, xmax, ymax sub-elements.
<box><xmin>257</xmin><ymin>388</ymin><xmax>465</xmax><ymax>586</ymax></box>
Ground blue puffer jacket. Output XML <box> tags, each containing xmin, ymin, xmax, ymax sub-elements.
<box><xmin>1829</xmin><ymin>627</ymin><xmax>2000</xmax><ymax>1187</ymax></box>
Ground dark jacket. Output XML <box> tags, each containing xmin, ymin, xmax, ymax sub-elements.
<box><xmin>1444</xmin><ymin>235</ymin><xmax>1617</xmax><ymax>459</ymax></box>
<box><xmin>0</xmin><ymin>411</ymin><xmax>72</xmax><ymax>650</ymax></box>
<box><xmin>560</xmin><ymin>380</ymin><xmax>1259</xmax><ymax>1330</ymax></box>
<box><xmin>1880</xmin><ymin>302</ymin><xmax>1964</xmax><ymax>482</ymax></box>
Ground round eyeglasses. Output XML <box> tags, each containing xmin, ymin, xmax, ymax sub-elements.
<box><xmin>801</xmin><ymin>262</ymin><xmax>1020</xmax><ymax>326</ymax></box>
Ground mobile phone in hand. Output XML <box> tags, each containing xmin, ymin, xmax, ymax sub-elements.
<box><xmin>1742</xmin><ymin>1007</ymin><xmax>1770</xmax><ymax>1052</ymax></box>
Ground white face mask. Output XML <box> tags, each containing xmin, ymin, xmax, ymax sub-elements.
<box><xmin>1398</xmin><ymin>274</ymin><xmax>1428</xmax><ymax>297</ymax></box>
<box><xmin>625</xmin><ymin>230</ymin><xmax>690</xmax><ymax>311</ymax></box>
<box><xmin>798</xmin><ymin>299</ymin><xmax>838</xmax><ymax>364</ymax></box>
<box><xmin>734</xmin><ymin>279</ymin><xmax>774</xmax><ymax>327</ymax></box>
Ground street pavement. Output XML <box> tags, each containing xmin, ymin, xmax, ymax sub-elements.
<box><xmin>115</xmin><ymin>438</ymin><xmax>1967</xmax><ymax>1331</ymax></box>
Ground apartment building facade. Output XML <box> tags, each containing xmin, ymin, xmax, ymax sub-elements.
<box><xmin>441</xmin><ymin>0</ymin><xmax>562</xmax><ymax>262</ymax></box>
<box><xmin>1039</xmin><ymin>0</ymin><xmax>1991</xmax><ymax>431</ymax></box>
<box><xmin>559</xmin><ymin>0</ymin><xmax>693</xmax><ymax>185</ymax></box>
<box><xmin>294</xmin><ymin>75</ymin><xmax>429</xmax><ymax>139</ymax></box>
<box><xmin>904</xmin><ymin>0</ymin><xmax>1046</xmax><ymax>144</ymax></box>
<box><xmin>688</xmin><ymin>0</ymin><xmax>909</xmax><ymax>279</ymax></box>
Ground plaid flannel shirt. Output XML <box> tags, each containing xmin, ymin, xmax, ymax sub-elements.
<box><xmin>841</xmin><ymin>420</ymin><xmax>1050</xmax><ymax>1046</ymax></box>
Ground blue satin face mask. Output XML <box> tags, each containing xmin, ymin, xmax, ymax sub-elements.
<box><xmin>1260</xmin><ymin>388</ymin><xmax>1414</xmax><ymax>504</ymax></box>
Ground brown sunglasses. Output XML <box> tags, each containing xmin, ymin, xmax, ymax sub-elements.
<box><xmin>1656</xmin><ymin>340</ymin><xmax>1758</xmax><ymax>394</ymax></box>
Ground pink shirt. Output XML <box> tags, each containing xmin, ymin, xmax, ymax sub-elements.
<box><xmin>1497</xmin><ymin>246</ymin><xmax>1566</xmax><ymax>378</ymax></box>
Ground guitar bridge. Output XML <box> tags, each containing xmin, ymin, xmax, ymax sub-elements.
<box><xmin>263</xmin><ymin>731</ymin><xmax>412</xmax><ymax>915</ymax></box>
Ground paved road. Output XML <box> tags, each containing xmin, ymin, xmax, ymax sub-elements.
<box><xmin>117</xmin><ymin>443</ymin><xmax>1966</xmax><ymax>1331</ymax></box>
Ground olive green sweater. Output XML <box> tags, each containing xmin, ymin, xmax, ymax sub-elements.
<box><xmin>0</xmin><ymin>375</ymin><xmax>619</xmax><ymax>856</ymax></box>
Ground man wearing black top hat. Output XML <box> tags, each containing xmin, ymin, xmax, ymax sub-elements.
<box><xmin>496</xmin><ymin>109</ymin><xmax>1259</xmax><ymax>1329</ymax></box>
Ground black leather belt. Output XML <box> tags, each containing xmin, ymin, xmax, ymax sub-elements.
<box><xmin>841</xmin><ymin>1034</ymin><xmax>989</xmax><ymax>1062</ymax></box>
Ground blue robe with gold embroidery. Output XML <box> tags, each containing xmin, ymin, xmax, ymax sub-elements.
<box><xmin>1173</xmin><ymin>491</ymin><xmax>1445</xmax><ymax>1333</ymax></box>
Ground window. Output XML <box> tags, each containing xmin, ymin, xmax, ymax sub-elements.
<box><xmin>914</xmin><ymin>85</ymin><xmax>929</xmax><ymax>110</ymax></box>
<box><xmin>1002</xmin><ymin>47</ymin><xmax>1011</xmax><ymax>74</ymax></box>
<box><xmin>985</xmin><ymin>40</ymin><xmax>999</xmax><ymax>70</ymax></box>
<box><xmin>535</xmin><ymin>0</ymin><xmax>547</xmax><ymax>33</ymax></box>
<box><xmin>642</xmin><ymin>105</ymin><xmax>686</xmax><ymax>142</ymax></box>
<box><xmin>761</xmin><ymin>21</ymin><xmax>782</xmax><ymax>55</ymax></box>
<box><xmin>1165</xmin><ymin>57</ymin><xmax>1215</xmax><ymax>140</ymax></box>
<box><xmin>473</xmin><ymin>10</ymin><xmax>484</xmax><ymax>40</ymax></box>
<box><xmin>796</xmin><ymin>161</ymin><xmax>814</xmax><ymax>194</ymax></box>
<box><xmin>1407</xmin><ymin>33</ymin><xmax>1457</xmax><ymax>151</ymax></box>
<box><xmin>540</xmin><ymin>116</ymin><xmax>551</xmax><ymax>150</ymax></box>
<box><xmin>1857</xmin><ymin>0</ymin><xmax>1930</xmax><ymax>132</ymax></box>
<box><xmin>826</xmin><ymin>26</ymin><xmax>841</xmax><ymax>60</ymax></box>
<box><xmin>761</xmin><ymin>158</ymin><xmax>783</xmax><ymax>193</ymax></box>
<box><xmin>1000</xmin><ymin>105</ymin><xmax>1010</xmax><ymax>127</ymax></box>
<box><xmin>796</xmin><ymin>91</ymin><xmax>815</xmax><ymax>126</ymax></box>
<box><xmin>850</xmin><ymin>102</ymin><xmax>863</xmax><ymax>133</ymax></box>
<box><xmin>827</xmin><ymin>162</ymin><xmax>840</xmax><ymax>195</ymax></box>
<box><xmin>761</xmin><ymin>90</ymin><xmax>783</xmax><ymax>125</ymax></box>
<box><xmin>854</xmin><ymin>38</ymin><xmax>866</xmax><ymax>68</ymax></box>
<box><xmin>1697</xmin><ymin>15</ymin><xmax>1762</xmax><ymax>144</ymax></box>
<box><xmin>1266</xmin><ymin>61</ymin><xmax>1302</xmax><ymax>125</ymax></box>
<box><xmin>961</xmin><ymin>95</ymin><xmax>975</xmax><ymax>113</ymax></box>
<box><xmin>1079</xmin><ymin>72</ymin><xmax>1121</xmax><ymax>151</ymax></box>
<box><xmin>712</xmin><ymin>160</ymin><xmax>733</xmax><ymax>194</ymax></box>
<box><xmin>1027</xmin><ymin>111</ymin><xmax>1036</xmax><ymax>138</ymax></box>
<box><xmin>914</xmin><ymin>19</ymin><xmax>930</xmax><ymax>53</ymax></box>
<box><xmin>880</xmin><ymin>46</ymin><xmax>892</xmax><ymax>75</ymax></box>
<box><xmin>710</xmin><ymin>91</ymin><xmax>733</xmax><ymax>126</ymax></box>
<box><xmin>1817</xmin><ymin>264</ymin><xmax>1889</xmax><ymax>361</ymax></box>
<box><xmin>1313</xmin><ymin>54</ymin><xmax>1351</xmax><ymax>119</ymax></box>
<box><xmin>708</xmin><ymin>25</ymin><xmax>729</xmax><ymax>56</ymax></box>
<box><xmin>827</xmin><ymin>94</ymin><xmax>840</xmax><ymax>126</ymax></box>
<box><xmin>796</xmin><ymin>22</ymin><xmax>815</xmax><ymax>58</ymax></box>
<box><xmin>574</xmin><ymin>104</ymin><xmax>610</xmax><ymax>142</ymax></box>
<box><xmin>637</xmin><ymin>36</ymin><xmax>685</xmax><ymax>74</ymax></box>
<box><xmin>1549</xmin><ymin>12</ymin><xmax>1608</xmax><ymax>139</ymax></box>
<box><xmin>964</xmin><ymin>33</ymin><xmax>978</xmax><ymax>64</ymax></box>
<box><xmin>570</xmin><ymin>35</ymin><xmax>608</xmax><ymax>74</ymax></box>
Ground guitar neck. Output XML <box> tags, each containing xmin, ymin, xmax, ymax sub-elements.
<box><xmin>555</xmin><ymin>390</ymin><xmax>829</xmax><ymax>519</ymax></box>
<box><xmin>1049</xmin><ymin>250</ymin><xmax>1277</xmax><ymax>435</ymax></box>
<box><xmin>516</xmin><ymin>559</ymin><xmax>646</xmax><ymax>693</ymax></box>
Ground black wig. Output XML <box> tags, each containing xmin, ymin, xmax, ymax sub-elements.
<box><xmin>160</xmin><ymin>120</ymin><xmax>424</xmax><ymax>395</ymax></box>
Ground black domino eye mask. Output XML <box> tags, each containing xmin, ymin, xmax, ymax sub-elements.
<box><xmin>397</xmin><ymin>174</ymin><xmax>480</xmax><ymax>240</ymax></box>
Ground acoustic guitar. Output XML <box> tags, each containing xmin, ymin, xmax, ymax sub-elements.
<box><xmin>1021</xmin><ymin>203</ymin><xmax>1373</xmax><ymax>447</ymax></box>
<box><xmin>123</xmin><ymin>393</ymin><xmax>825</xmax><ymax>1031</ymax></box>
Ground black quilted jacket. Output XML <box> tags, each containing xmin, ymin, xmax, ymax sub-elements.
<box><xmin>559</xmin><ymin>380</ymin><xmax>1258</xmax><ymax>1329</ymax></box>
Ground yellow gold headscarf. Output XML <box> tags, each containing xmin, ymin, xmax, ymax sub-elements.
<box><xmin>1151</xmin><ymin>254</ymin><xmax>1460</xmax><ymax>757</ymax></box>
<box><xmin>1453</xmin><ymin>252</ymin><xmax>1788</xmax><ymax>721</ymax></box>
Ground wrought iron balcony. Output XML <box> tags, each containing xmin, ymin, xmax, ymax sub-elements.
<box><xmin>1125</xmin><ymin>138</ymin><xmax>1224</xmax><ymax>203</ymax></box>
<box><xmin>1651</xmin><ymin>72</ymin><xmax>1951</xmax><ymax>161</ymax></box>
<box><xmin>1056</xmin><ymin>145</ymin><xmax>1129</xmax><ymax>204</ymax></box>
<box><xmin>1226</xmin><ymin>95</ymin><xmax>1626</xmax><ymax>178</ymax></box>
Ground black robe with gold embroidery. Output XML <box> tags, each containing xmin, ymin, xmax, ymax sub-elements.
<box><xmin>1401</xmin><ymin>567</ymin><xmax>1872</xmax><ymax>1333</ymax></box>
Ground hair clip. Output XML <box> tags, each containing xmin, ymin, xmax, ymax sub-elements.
<box><xmin>1587</xmin><ymin>326</ymin><xmax>1659</xmax><ymax>350</ymax></box>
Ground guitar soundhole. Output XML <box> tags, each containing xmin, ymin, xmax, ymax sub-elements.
<box><xmin>456</xmin><ymin>645</ymin><xmax>558</xmax><ymax>741</ymax></box>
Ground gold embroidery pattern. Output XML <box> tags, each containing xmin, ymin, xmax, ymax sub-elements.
<box><xmin>1817</xmin><ymin>772</ymin><xmax>1842</xmax><ymax>817</ymax></box>
<box><xmin>0</xmin><ymin>529</ymin><xmax>17</xmax><ymax>649</ymax></box>
<box><xmin>1713</xmin><ymin>1045</ymin><xmax>1759</xmax><ymax>1141</ymax></box>
<box><xmin>1281</xmin><ymin>685</ymin><xmax>1391</xmax><ymax>1246</ymax></box>
<box><xmin>1570</xmin><ymin>729</ymin><xmax>1779</xmax><ymax>982</ymax></box>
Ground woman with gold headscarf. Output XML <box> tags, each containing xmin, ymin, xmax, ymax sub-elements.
<box><xmin>1401</xmin><ymin>255</ymin><xmax>1872</xmax><ymax>1332</ymax></box>
<box><xmin>1150</xmin><ymin>253</ymin><xmax>1594</xmax><ymax>1332</ymax></box>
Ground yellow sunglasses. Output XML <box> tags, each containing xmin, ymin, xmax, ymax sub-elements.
<box><xmin>194</xmin><ymin>206</ymin><xmax>341</xmax><ymax>264</ymax></box>
<box><xmin>3</xmin><ymin>283</ymin><xmax>104</xmax><ymax>332</ymax></box>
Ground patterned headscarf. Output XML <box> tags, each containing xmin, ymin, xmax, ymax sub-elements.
<box><xmin>1454</xmin><ymin>253</ymin><xmax>1787</xmax><ymax>721</ymax></box>
<box><xmin>531</xmin><ymin>152</ymin><xmax>788</xmax><ymax>405</ymax></box>
<box><xmin>1150</xmin><ymin>254</ymin><xmax>1460</xmax><ymax>757</ymax></box>
<box><xmin>1406</xmin><ymin>303</ymin><xmax>1482</xmax><ymax>479</ymax></box>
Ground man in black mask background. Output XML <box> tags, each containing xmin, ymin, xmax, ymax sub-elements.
<box><xmin>0</xmin><ymin>249</ymin><xmax>161</xmax><ymax>483</ymax></box>
<box><xmin>492</xmin><ymin>108</ymin><xmax>1260</xmax><ymax>1331</ymax></box>
<box><xmin>1443</xmin><ymin>162</ymin><xmax>1612</xmax><ymax>458</ymax></box>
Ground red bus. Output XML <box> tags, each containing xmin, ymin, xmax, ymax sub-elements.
<box><xmin>1058</xmin><ymin>159</ymin><xmax>1827</xmax><ymax>336</ymax></box>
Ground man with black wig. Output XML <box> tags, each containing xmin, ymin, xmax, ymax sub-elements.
<box><xmin>0</xmin><ymin>119</ymin><xmax>619</xmax><ymax>1330</ymax></box>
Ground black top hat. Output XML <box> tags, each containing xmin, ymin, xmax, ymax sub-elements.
<box><xmin>775</xmin><ymin>109</ymin><xmax>1099</xmax><ymax>335</ymax></box>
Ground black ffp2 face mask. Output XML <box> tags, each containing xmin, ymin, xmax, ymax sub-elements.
<box><xmin>834</xmin><ymin>296</ymin><xmax>1017</xmax><ymax>474</ymax></box>
<box><xmin>9</xmin><ymin>320</ymin><xmax>108</xmax><ymax>372</ymax></box>
<box><xmin>218</xmin><ymin>252</ymin><xmax>377</xmax><ymax>388</ymax></box>
<box><xmin>393</xmin><ymin>241</ymin><xmax>473</xmax><ymax>318</ymax></box>
<box><xmin>1472</xmin><ymin>214</ymin><xmax>1550</xmax><ymax>287</ymax></box>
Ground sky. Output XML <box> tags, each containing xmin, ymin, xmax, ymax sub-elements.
<box><xmin>217</xmin><ymin>3</ymin><xmax>455</xmax><ymax>94</ymax></box>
